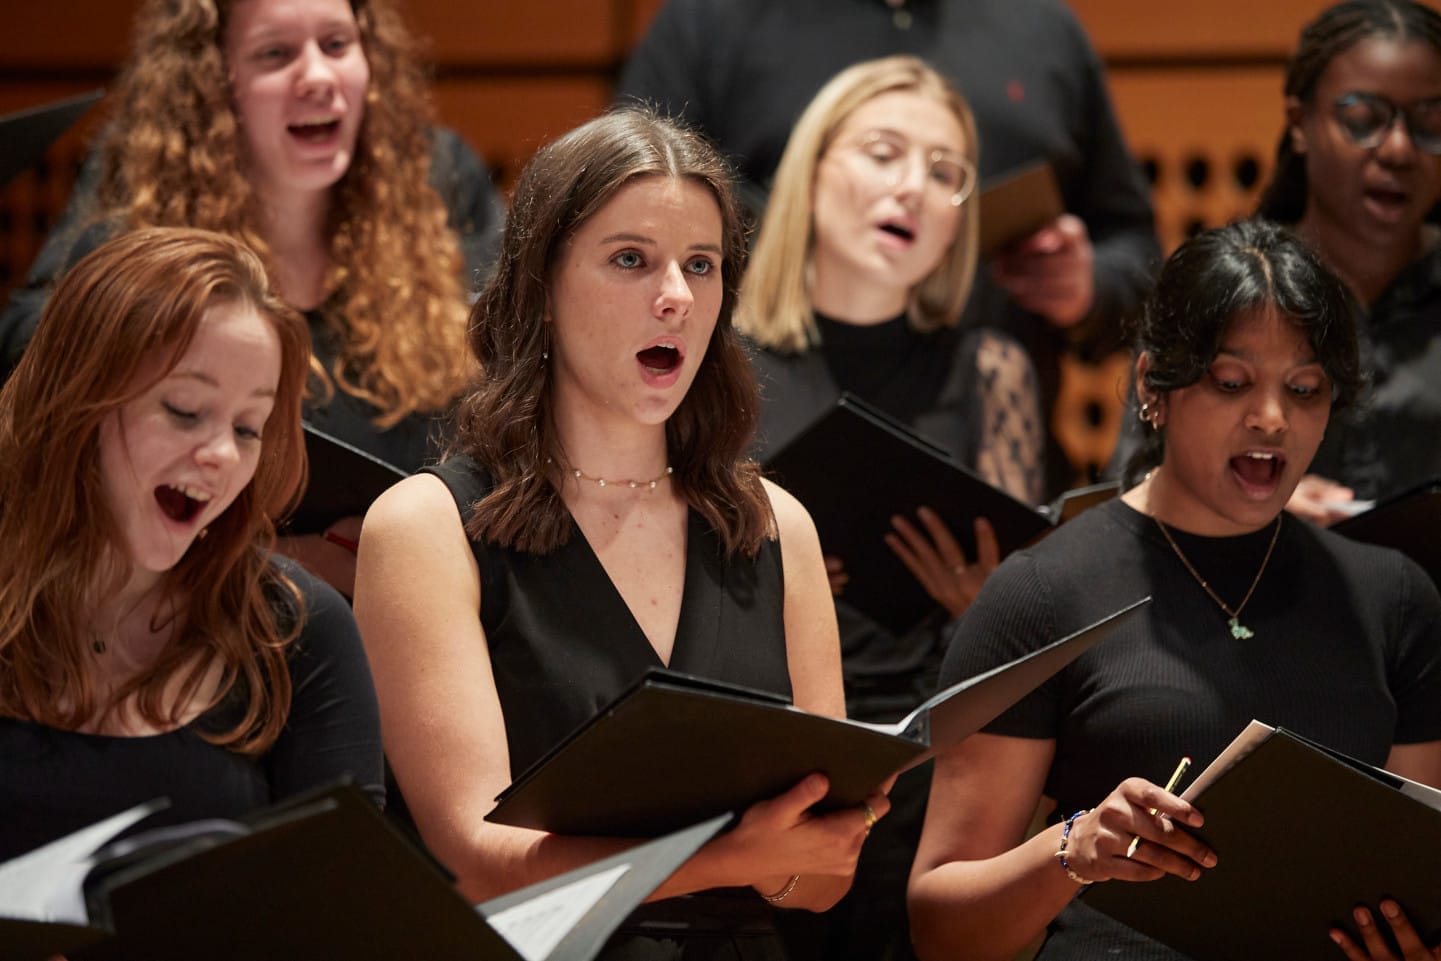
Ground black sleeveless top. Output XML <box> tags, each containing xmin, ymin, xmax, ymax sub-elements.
<box><xmin>426</xmin><ymin>456</ymin><xmax>791</xmax><ymax>777</ymax></box>
<box><xmin>425</xmin><ymin>457</ymin><xmax>795</xmax><ymax>959</ymax></box>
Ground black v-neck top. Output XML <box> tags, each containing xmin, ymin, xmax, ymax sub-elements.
<box><xmin>426</xmin><ymin>456</ymin><xmax>790</xmax><ymax>777</ymax></box>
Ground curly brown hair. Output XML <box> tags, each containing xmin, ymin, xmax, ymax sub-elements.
<box><xmin>91</xmin><ymin>0</ymin><xmax>470</xmax><ymax>428</ymax></box>
<box><xmin>0</xmin><ymin>227</ymin><xmax>313</xmax><ymax>754</ymax></box>
<box><xmin>455</xmin><ymin>107</ymin><xmax>772</xmax><ymax>558</ymax></box>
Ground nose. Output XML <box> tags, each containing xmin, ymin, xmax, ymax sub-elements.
<box><xmin>654</xmin><ymin>261</ymin><xmax>694</xmax><ymax>320</ymax></box>
<box><xmin>195</xmin><ymin>428</ymin><xmax>241</xmax><ymax>472</ymax></box>
<box><xmin>295</xmin><ymin>41</ymin><xmax>337</xmax><ymax>97</ymax></box>
<box><xmin>887</xmin><ymin>153</ymin><xmax>928</xmax><ymax>200</ymax></box>
<box><xmin>1245</xmin><ymin>388</ymin><xmax>1289</xmax><ymax>436</ymax></box>
<box><xmin>1375</xmin><ymin>113</ymin><xmax>1418</xmax><ymax>166</ymax></box>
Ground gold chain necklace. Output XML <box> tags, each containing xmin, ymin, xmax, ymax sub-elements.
<box><xmin>1153</xmin><ymin>516</ymin><xmax>1281</xmax><ymax>640</ymax></box>
<box><xmin>548</xmin><ymin>457</ymin><xmax>673</xmax><ymax>491</ymax></box>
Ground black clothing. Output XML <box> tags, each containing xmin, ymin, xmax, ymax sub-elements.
<box><xmin>749</xmin><ymin>319</ymin><xmax>1041</xmax><ymax>961</ymax></box>
<box><xmin>938</xmin><ymin>498</ymin><xmax>1441</xmax><ymax>960</ymax></box>
<box><xmin>1311</xmin><ymin>241</ymin><xmax>1441</xmax><ymax>500</ymax></box>
<box><xmin>424</xmin><ymin>456</ymin><xmax>793</xmax><ymax>961</ymax></box>
<box><xmin>619</xmin><ymin>0</ymin><xmax>1162</xmax><ymax>497</ymax></box>
<box><xmin>0</xmin><ymin>562</ymin><xmax>384</xmax><ymax>862</ymax></box>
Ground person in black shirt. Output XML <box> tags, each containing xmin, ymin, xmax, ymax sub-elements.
<box><xmin>1257</xmin><ymin>0</ymin><xmax>1441</xmax><ymax>519</ymax></box>
<box><xmin>910</xmin><ymin>220</ymin><xmax>1441</xmax><ymax>961</ymax></box>
<box><xmin>736</xmin><ymin>55</ymin><xmax>1042</xmax><ymax>961</ymax></box>
<box><xmin>619</xmin><ymin>0</ymin><xmax>1161</xmax><ymax>498</ymax></box>
<box><xmin>0</xmin><ymin>227</ymin><xmax>382</xmax><ymax>863</ymax></box>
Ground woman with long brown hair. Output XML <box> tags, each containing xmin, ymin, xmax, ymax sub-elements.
<box><xmin>0</xmin><ymin>226</ymin><xmax>382</xmax><ymax>861</ymax></box>
<box><xmin>355</xmin><ymin>107</ymin><xmax>885</xmax><ymax>960</ymax></box>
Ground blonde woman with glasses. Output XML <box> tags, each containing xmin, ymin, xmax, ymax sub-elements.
<box><xmin>735</xmin><ymin>55</ymin><xmax>1044</xmax><ymax>961</ymax></box>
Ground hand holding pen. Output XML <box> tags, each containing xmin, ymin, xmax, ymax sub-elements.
<box><xmin>1053</xmin><ymin>756</ymin><xmax>1216</xmax><ymax>885</ymax></box>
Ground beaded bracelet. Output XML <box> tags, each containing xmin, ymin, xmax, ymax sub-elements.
<box><xmin>761</xmin><ymin>874</ymin><xmax>801</xmax><ymax>903</ymax></box>
<box><xmin>1054</xmin><ymin>809</ymin><xmax>1093</xmax><ymax>885</ymax></box>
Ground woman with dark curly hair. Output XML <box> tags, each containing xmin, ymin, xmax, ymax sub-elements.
<box><xmin>0</xmin><ymin>226</ymin><xmax>382</xmax><ymax>863</ymax></box>
<box><xmin>355</xmin><ymin>107</ymin><xmax>886</xmax><ymax>960</ymax></box>
<box><xmin>0</xmin><ymin>0</ymin><xmax>502</xmax><ymax>595</ymax></box>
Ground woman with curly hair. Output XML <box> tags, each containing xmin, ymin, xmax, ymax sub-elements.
<box><xmin>355</xmin><ymin>107</ymin><xmax>886</xmax><ymax>960</ymax></box>
<box><xmin>0</xmin><ymin>226</ymin><xmax>382</xmax><ymax>862</ymax></box>
<box><xmin>0</xmin><ymin>0</ymin><xmax>501</xmax><ymax>595</ymax></box>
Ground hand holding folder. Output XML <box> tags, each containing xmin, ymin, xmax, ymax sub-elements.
<box><xmin>1084</xmin><ymin>721</ymin><xmax>1441</xmax><ymax>961</ymax></box>
<box><xmin>0</xmin><ymin>784</ymin><xmax>731</xmax><ymax>961</ymax></box>
<box><xmin>485</xmin><ymin>599</ymin><xmax>1147</xmax><ymax>837</ymax></box>
<box><xmin>764</xmin><ymin>393</ymin><xmax>1117</xmax><ymax>634</ymax></box>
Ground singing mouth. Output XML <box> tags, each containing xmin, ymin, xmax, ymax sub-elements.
<box><xmin>637</xmin><ymin>344</ymin><xmax>681</xmax><ymax>373</ymax></box>
<box><xmin>288</xmin><ymin>119</ymin><xmax>341</xmax><ymax>143</ymax></box>
<box><xmin>154</xmin><ymin>483</ymin><xmax>211</xmax><ymax>523</ymax></box>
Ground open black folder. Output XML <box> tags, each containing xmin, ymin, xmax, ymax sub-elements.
<box><xmin>0</xmin><ymin>90</ymin><xmax>104</xmax><ymax>188</ymax></box>
<box><xmin>1084</xmin><ymin>721</ymin><xmax>1441</xmax><ymax>960</ymax></box>
<box><xmin>486</xmin><ymin>598</ymin><xmax>1147</xmax><ymax>837</ymax></box>
<box><xmin>286</xmin><ymin>422</ymin><xmax>408</xmax><ymax>534</ymax></box>
<box><xmin>1</xmin><ymin>784</ymin><xmax>730</xmax><ymax>961</ymax></box>
<box><xmin>764</xmin><ymin>393</ymin><xmax>1111</xmax><ymax>635</ymax></box>
<box><xmin>1333</xmin><ymin>478</ymin><xmax>1441</xmax><ymax>586</ymax></box>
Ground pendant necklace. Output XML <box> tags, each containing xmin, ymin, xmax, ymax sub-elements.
<box><xmin>1153</xmin><ymin>515</ymin><xmax>1281</xmax><ymax>640</ymax></box>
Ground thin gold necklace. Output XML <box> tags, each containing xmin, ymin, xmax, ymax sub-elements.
<box><xmin>548</xmin><ymin>457</ymin><xmax>672</xmax><ymax>491</ymax></box>
<box><xmin>1153</xmin><ymin>515</ymin><xmax>1281</xmax><ymax>640</ymax></box>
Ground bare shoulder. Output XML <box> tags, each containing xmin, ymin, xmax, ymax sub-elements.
<box><xmin>357</xmin><ymin>472</ymin><xmax>477</xmax><ymax>607</ymax></box>
<box><xmin>760</xmin><ymin>476</ymin><xmax>819</xmax><ymax>548</ymax></box>
<box><xmin>364</xmin><ymin>472</ymin><xmax>462</xmax><ymax>537</ymax></box>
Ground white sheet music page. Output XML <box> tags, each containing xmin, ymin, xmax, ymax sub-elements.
<box><xmin>487</xmin><ymin>863</ymin><xmax>631</xmax><ymax>961</ymax></box>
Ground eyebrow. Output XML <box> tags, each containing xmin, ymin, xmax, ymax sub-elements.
<box><xmin>867</xmin><ymin>127</ymin><xmax>966</xmax><ymax>158</ymax></box>
<box><xmin>171</xmin><ymin>370</ymin><xmax>277</xmax><ymax>398</ymax></box>
<box><xmin>1213</xmin><ymin>348</ymin><xmax>1323</xmax><ymax>370</ymax></box>
<box><xmin>599</xmin><ymin>232</ymin><xmax>723</xmax><ymax>255</ymax></box>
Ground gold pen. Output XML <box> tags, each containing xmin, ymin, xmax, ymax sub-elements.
<box><xmin>1125</xmin><ymin>755</ymin><xmax>1192</xmax><ymax>858</ymax></box>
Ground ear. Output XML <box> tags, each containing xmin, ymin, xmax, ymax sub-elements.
<box><xmin>1285</xmin><ymin>96</ymin><xmax>1308</xmax><ymax>156</ymax></box>
<box><xmin>1134</xmin><ymin>352</ymin><xmax>1165</xmax><ymax>428</ymax></box>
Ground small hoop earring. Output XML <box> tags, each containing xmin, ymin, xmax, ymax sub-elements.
<box><xmin>1137</xmin><ymin>402</ymin><xmax>1151</xmax><ymax>424</ymax></box>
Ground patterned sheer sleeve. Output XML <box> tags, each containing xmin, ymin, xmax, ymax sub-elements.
<box><xmin>973</xmin><ymin>330</ymin><xmax>1045</xmax><ymax>506</ymax></box>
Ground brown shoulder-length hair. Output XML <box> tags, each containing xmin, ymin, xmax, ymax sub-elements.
<box><xmin>0</xmin><ymin>226</ymin><xmax>312</xmax><ymax>754</ymax></box>
<box><xmin>90</xmin><ymin>0</ymin><xmax>470</xmax><ymax>428</ymax></box>
<box><xmin>453</xmin><ymin>107</ymin><xmax>771</xmax><ymax>557</ymax></box>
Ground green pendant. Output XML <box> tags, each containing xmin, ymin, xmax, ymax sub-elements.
<box><xmin>1228</xmin><ymin>617</ymin><xmax>1254</xmax><ymax>640</ymax></box>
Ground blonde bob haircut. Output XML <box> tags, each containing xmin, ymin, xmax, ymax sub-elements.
<box><xmin>737</xmin><ymin>55</ymin><xmax>980</xmax><ymax>353</ymax></box>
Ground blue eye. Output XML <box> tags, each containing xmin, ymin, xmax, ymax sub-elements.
<box><xmin>613</xmin><ymin>251</ymin><xmax>643</xmax><ymax>269</ymax></box>
<box><xmin>685</xmin><ymin>256</ymin><xmax>715</xmax><ymax>276</ymax></box>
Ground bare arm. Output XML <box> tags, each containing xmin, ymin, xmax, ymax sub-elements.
<box><xmin>356</xmin><ymin>473</ymin><xmax>881</xmax><ymax>907</ymax></box>
<box><xmin>354</xmin><ymin>474</ymin><xmax>627</xmax><ymax>902</ymax></box>
<box><xmin>908</xmin><ymin>732</ymin><xmax>1214</xmax><ymax>961</ymax></box>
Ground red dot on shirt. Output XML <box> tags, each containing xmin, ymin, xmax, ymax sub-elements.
<box><xmin>1008</xmin><ymin>80</ymin><xmax>1025</xmax><ymax>102</ymax></box>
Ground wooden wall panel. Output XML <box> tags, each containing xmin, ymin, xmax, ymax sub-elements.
<box><xmin>1107</xmin><ymin>67</ymin><xmax>1286</xmax><ymax>252</ymax></box>
<box><xmin>1070</xmin><ymin>0</ymin><xmax>1441</xmax><ymax>59</ymax></box>
<box><xmin>432</xmin><ymin>77</ymin><xmax>613</xmax><ymax>190</ymax></box>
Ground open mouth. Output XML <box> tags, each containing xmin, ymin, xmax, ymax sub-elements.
<box><xmin>288</xmin><ymin>119</ymin><xmax>341</xmax><ymax>143</ymax></box>
<box><xmin>1229</xmin><ymin>451</ymin><xmax>1283</xmax><ymax>489</ymax></box>
<box><xmin>879</xmin><ymin>222</ymin><xmax>916</xmax><ymax>242</ymax></box>
<box><xmin>637</xmin><ymin>344</ymin><xmax>681</xmax><ymax>374</ymax></box>
<box><xmin>154</xmin><ymin>484</ymin><xmax>211</xmax><ymax>523</ymax></box>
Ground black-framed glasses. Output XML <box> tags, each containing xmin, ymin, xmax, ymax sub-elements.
<box><xmin>1332</xmin><ymin>91</ymin><xmax>1441</xmax><ymax>154</ymax></box>
<box><xmin>838</xmin><ymin>130</ymin><xmax>977</xmax><ymax>206</ymax></box>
